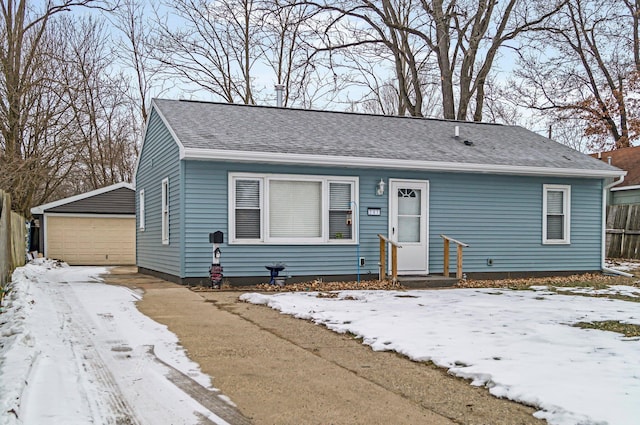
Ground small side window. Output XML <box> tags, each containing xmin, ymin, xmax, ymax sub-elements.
<box><xmin>543</xmin><ymin>185</ymin><xmax>570</xmax><ymax>244</ymax></box>
<box><xmin>139</xmin><ymin>189</ymin><xmax>145</xmax><ymax>230</ymax></box>
<box><xmin>161</xmin><ymin>178</ymin><xmax>169</xmax><ymax>244</ymax></box>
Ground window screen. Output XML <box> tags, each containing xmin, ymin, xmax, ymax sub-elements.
<box><xmin>329</xmin><ymin>182</ymin><xmax>352</xmax><ymax>239</ymax></box>
<box><xmin>543</xmin><ymin>185</ymin><xmax>570</xmax><ymax>244</ymax></box>
<box><xmin>235</xmin><ymin>179</ymin><xmax>261</xmax><ymax>239</ymax></box>
<box><xmin>546</xmin><ymin>190</ymin><xmax>564</xmax><ymax>240</ymax></box>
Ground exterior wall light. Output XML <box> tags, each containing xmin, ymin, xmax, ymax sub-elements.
<box><xmin>376</xmin><ymin>178</ymin><xmax>385</xmax><ymax>196</ymax></box>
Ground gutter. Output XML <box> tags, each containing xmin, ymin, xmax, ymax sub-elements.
<box><xmin>610</xmin><ymin>184</ymin><xmax>640</xmax><ymax>192</ymax></box>
<box><xmin>601</xmin><ymin>175</ymin><xmax>634</xmax><ymax>277</ymax></box>
<box><xmin>182</xmin><ymin>148</ymin><xmax>624</xmax><ymax>179</ymax></box>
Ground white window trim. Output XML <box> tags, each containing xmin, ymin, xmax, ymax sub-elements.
<box><xmin>542</xmin><ymin>184</ymin><xmax>571</xmax><ymax>245</ymax></box>
<box><xmin>229</xmin><ymin>172</ymin><xmax>359</xmax><ymax>245</ymax></box>
<box><xmin>139</xmin><ymin>189</ymin><xmax>145</xmax><ymax>230</ymax></box>
<box><xmin>161</xmin><ymin>178</ymin><xmax>169</xmax><ymax>245</ymax></box>
<box><xmin>231</xmin><ymin>177</ymin><xmax>264</xmax><ymax>244</ymax></box>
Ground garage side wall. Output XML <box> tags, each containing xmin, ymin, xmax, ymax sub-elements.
<box><xmin>135</xmin><ymin>108</ymin><xmax>182</xmax><ymax>276</ymax></box>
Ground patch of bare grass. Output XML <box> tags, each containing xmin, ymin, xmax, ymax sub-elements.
<box><xmin>460</xmin><ymin>273</ymin><xmax>636</xmax><ymax>290</ymax></box>
<box><xmin>549</xmin><ymin>289</ymin><xmax>640</xmax><ymax>303</ymax></box>
<box><xmin>573</xmin><ymin>320</ymin><xmax>640</xmax><ymax>337</ymax></box>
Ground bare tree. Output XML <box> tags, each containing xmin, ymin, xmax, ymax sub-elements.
<box><xmin>298</xmin><ymin>0</ymin><xmax>434</xmax><ymax>116</ymax></box>
<box><xmin>0</xmin><ymin>1</ymin><xmax>109</xmax><ymax>215</ymax></box>
<box><xmin>153</xmin><ymin>0</ymin><xmax>263</xmax><ymax>104</ymax></box>
<box><xmin>108</xmin><ymin>0</ymin><xmax>161</xmax><ymax>122</ymax></box>
<box><xmin>299</xmin><ymin>0</ymin><xmax>563</xmax><ymax>120</ymax></box>
<box><xmin>257</xmin><ymin>0</ymin><xmax>313</xmax><ymax>106</ymax></box>
<box><xmin>512</xmin><ymin>0</ymin><xmax>639</xmax><ymax>150</ymax></box>
<box><xmin>59</xmin><ymin>15</ymin><xmax>139</xmax><ymax>192</ymax></box>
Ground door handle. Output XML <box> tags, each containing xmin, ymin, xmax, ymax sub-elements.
<box><xmin>392</xmin><ymin>227</ymin><xmax>395</xmax><ymax>234</ymax></box>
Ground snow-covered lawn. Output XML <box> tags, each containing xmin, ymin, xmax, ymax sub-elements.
<box><xmin>0</xmin><ymin>260</ymin><xmax>231</xmax><ymax>425</ymax></box>
<box><xmin>242</xmin><ymin>283</ymin><xmax>640</xmax><ymax>425</ymax></box>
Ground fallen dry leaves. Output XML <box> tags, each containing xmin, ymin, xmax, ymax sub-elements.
<box><xmin>254</xmin><ymin>279</ymin><xmax>401</xmax><ymax>292</ymax></box>
<box><xmin>458</xmin><ymin>273</ymin><xmax>637</xmax><ymax>289</ymax></box>
<box><xmin>190</xmin><ymin>279</ymin><xmax>401</xmax><ymax>292</ymax></box>
<box><xmin>189</xmin><ymin>262</ymin><xmax>640</xmax><ymax>292</ymax></box>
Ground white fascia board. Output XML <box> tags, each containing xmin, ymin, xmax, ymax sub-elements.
<box><xmin>181</xmin><ymin>148</ymin><xmax>627</xmax><ymax>179</ymax></box>
<box><xmin>30</xmin><ymin>182</ymin><xmax>134</xmax><ymax>215</ymax></box>
<box><xmin>44</xmin><ymin>213</ymin><xmax>136</xmax><ymax>218</ymax></box>
<box><xmin>610</xmin><ymin>184</ymin><xmax>640</xmax><ymax>192</ymax></box>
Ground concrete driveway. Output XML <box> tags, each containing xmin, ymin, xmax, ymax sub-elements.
<box><xmin>103</xmin><ymin>267</ymin><xmax>545</xmax><ymax>425</ymax></box>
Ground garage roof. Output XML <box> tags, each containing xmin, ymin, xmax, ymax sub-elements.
<box><xmin>31</xmin><ymin>183</ymin><xmax>135</xmax><ymax>215</ymax></box>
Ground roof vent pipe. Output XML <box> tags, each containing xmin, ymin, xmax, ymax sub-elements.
<box><xmin>597</xmin><ymin>151</ymin><xmax>602</xmax><ymax>159</ymax></box>
<box><xmin>454</xmin><ymin>125</ymin><xmax>460</xmax><ymax>139</ymax></box>
<box><xmin>275</xmin><ymin>84</ymin><xmax>285</xmax><ymax>108</ymax></box>
<box><xmin>607</xmin><ymin>156</ymin><xmax>612</xmax><ymax>165</ymax></box>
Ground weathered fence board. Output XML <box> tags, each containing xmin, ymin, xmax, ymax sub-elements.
<box><xmin>606</xmin><ymin>204</ymin><xmax>640</xmax><ymax>259</ymax></box>
<box><xmin>0</xmin><ymin>189</ymin><xmax>26</xmax><ymax>288</ymax></box>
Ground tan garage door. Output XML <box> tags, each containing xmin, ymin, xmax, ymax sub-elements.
<box><xmin>46</xmin><ymin>215</ymin><xmax>135</xmax><ymax>265</ymax></box>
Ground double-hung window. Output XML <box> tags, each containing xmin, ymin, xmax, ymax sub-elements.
<box><xmin>139</xmin><ymin>189</ymin><xmax>145</xmax><ymax>230</ymax></box>
<box><xmin>234</xmin><ymin>179</ymin><xmax>261</xmax><ymax>239</ymax></box>
<box><xmin>161</xmin><ymin>178</ymin><xmax>169</xmax><ymax>244</ymax></box>
<box><xmin>542</xmin><ymin>184</ymin><xmax>570</xmax><ymax>244</ymax></box>
<box><xmin>230</xmin><ymin>173</ymin><xmax>358</xmax><ymax>244</ymax></box>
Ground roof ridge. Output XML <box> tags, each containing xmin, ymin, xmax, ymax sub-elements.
<box><xmin>153</xmin><ymin>97</ymin><xmax>504</xmax><ymax>127</ymax></box>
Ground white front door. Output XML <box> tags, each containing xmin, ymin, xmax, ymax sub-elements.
<box><xmin>389</xmin><ymin>179</ymin><xmax>429</xmax><ymax>275</ymax></box>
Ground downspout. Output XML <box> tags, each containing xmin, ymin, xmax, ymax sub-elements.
<box><xmin>601</xmin><ymin>175</ymin><xmax>633</xmax><ymax>277</ymax></box>
<box><xmin>350</xmin><ymin>200</ymin><xmax>360</xmax><ymax>283</ymax></box>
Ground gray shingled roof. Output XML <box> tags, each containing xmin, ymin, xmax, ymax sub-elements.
<box><xmin>152</xmin><ymin>98</ymin><xmax>622</xmax><ymax>176</ymax></box>
<box><xmin>31</xmin><ymin>183</ymin><xmax>135</xmax><ymax>215</ymax></box>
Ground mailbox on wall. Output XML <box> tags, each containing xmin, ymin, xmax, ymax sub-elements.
<box><xmin>209</xmin><ymin>231</ymin><xmax>223</xmax><ymax>244</ymax></box>
<box><xmin>208</xmin><ymin>231</ymin><xmax>224</xmax><ymax>288</ymax></box>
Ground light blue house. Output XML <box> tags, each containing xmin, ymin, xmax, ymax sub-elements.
<box><xmin>134</xmin><ymin>99</ymin><xmax>625</xmax><ymax>285</ymax></box>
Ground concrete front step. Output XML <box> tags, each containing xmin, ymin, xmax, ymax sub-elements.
<box><xmin>397</xmin><ymin>275</ymin><xmax>460</xmax><ymax>288</ymax></box>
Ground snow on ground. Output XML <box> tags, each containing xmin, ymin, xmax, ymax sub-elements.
<box><xmin>553</xmin><ymin>285</ymin><xmax>640</xmax><ymax>298</ymax></box>
<box><xmin>605</xmin><ymin>259</ymin><xmax>640</xmax><ymax>273</ymax></box>
<box><xmin>0</xmin><ymin>260</ymin><xmax>231</xmax><ymax>425</ymax></box>
<box><xmin>241</xmin><ymin>284</ymin><xmax>640</xmax><ymax>425</ymax></box>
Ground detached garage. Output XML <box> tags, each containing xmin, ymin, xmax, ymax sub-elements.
<box><xmin>31</xmin><ymin>183</ymin><xmax>136</xmax><ymax>265</ymax></box>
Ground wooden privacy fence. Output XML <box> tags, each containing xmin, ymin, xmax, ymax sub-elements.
<box><xmin>606</xmin><ymin>204</ymin><xmax>640</xmax><ymax>259</ymax></box>
<box><xmin>0</xmin><ymin>189</ymin><xmax>27</xmax><ymax>289</ymax></box>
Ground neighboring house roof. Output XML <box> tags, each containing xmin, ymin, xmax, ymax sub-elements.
<box><xmin>590</xmin><ymin>146</ymin><xmax>640</xmax><ymax>191</ymax></box>
<box><xmin>148</xmin><ymin>98</ymin><xmax>624</xmax><ymax>178</ymax></box>
<box><xmin>30</xmin><ymin>182</ymin><xmax>135</xmax><ymax>215</ymax></box>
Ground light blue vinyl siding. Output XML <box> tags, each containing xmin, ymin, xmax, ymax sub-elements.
<box><xmin>429</xmin><ymin>174</ymin><xmax>602</xmax><ymax>272</ymax></box>
<box><xmin>182</xmin><ymin>161</ymin><xmax>604</xmax><ymax>280</ymax></box>
<box><xmin>182</xmin><ymin>162</ymin><xmax>385</xmax><ymax>279</ymax></box>
<box><xmin>612</xmin><ymin>189</ymin><xmax>640</xmax><ymax>205</ymax></box>
<box><xmin>135</xmin><ymin>109</ymin><xmax>182</xmax><ymax>276</ymax></box>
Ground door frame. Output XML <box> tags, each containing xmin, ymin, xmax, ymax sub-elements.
<box><xmin>388</xmin><ymin>178</ymin><xmax>430</xmax><ymax>275</ymax></box>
